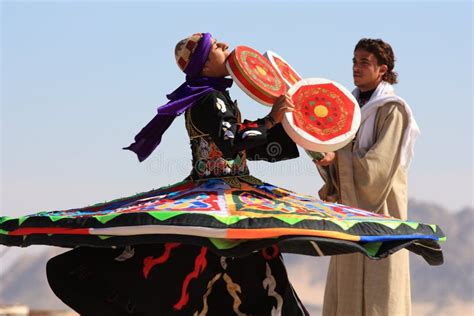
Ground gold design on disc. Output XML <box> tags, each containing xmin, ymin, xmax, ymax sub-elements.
<box><xmin>293</xmin><ymin>87</ymin><xmax>349</xmax><ymax>137</ymax></box>
<box><xmin>255</xmin><ymin>65</ymin><xmax>267</xmax><ymax>76</ymax></box>
<box><xmin>314</xmin><ymin>105</ymin><xmax>329</xmax><ymax>118</ymax></box>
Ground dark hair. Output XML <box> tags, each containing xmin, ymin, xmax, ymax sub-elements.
<box><xmin>355</xmin><ymin>38</ymin><xmax>398</xmax><ymax>84</ymax></box>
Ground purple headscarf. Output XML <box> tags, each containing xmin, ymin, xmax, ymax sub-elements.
<box><xmin>124</xmin><ymin>33</ymin><xmax>233</xmax><ymax>162</ymax></box>
<box><xmin>183</xmin><ymin>33</ymin><xmax>213</xmax><ymax>78</ymax></box>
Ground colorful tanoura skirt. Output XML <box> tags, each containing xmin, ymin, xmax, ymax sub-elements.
<box><xmin>0</xmin><ymin>175</ymin><xmax>445</xmax><ymax>265</ymax></box>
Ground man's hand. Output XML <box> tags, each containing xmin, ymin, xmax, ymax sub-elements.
<box><xmin>315</xmin><ymin>152</ymin><xmax>336</xmax><ymax>166</ymax></box>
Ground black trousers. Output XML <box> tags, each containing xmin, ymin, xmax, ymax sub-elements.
<box><xmin>47</xmin><ymin>243</ymin><xmax>308</xmax><ymax>315</ymax></box>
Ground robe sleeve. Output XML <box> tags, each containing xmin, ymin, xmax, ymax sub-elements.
<box><xmin>190</xmin><ymin>91</ymin><xmax>268</xmax><ymax>159</ymax></box>
<box><xmin>342</xmin><ymin>102</ymin><xmax>409</xmax><ymax>212</ymax></box>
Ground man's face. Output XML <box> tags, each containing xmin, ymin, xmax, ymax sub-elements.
<box><xmin>202</xmin><ymin>39</ymin><xmax>231</xmax><ymax>77</ymax></box>
<box><xmin>352</xmin><ymin>49</ymin><xmax>386</xmax><ymax>92</ymax></box>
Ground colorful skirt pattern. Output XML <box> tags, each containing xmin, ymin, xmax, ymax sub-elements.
<box><xmin>0</xmin><ymin>175</ymin><xmax>445</xmax><ymax>265</ymax></box>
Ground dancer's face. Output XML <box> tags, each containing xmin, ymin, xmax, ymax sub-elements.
<box><xmin>202</xmin><ymin>38</ymin><xmax>231</xmax><ymax>77</ymax></box>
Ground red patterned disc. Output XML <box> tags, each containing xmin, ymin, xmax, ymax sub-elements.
<box><xmin>264</xmin><ymin>51</ymin><xmax>302</xmax><ymax>88</ymax></box>
<box><xmin>282</xmin><ymin>78</ymin><xmax>361</xmax><ymax>152</ymax></box>
<box><xmin>226</xmin><ymin>46</ymin><xmax>287</xmax><ymax>106</ymax></box>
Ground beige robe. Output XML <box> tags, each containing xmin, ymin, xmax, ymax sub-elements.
<box><xmin>319</xmin><ymin>102</ymin><xmax>411</xmax><ymax>316</ymax></box>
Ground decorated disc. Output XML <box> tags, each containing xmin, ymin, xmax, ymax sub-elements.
<box><xmin>226</xmin><ymin>46</ymin><xmax>287</xmax><ymax>106</ymax></box>
<box><xmin>282</xmin><ymin>78</ymin><xmax>361</xmax><ymax>152</ymax></box>
<box><xmin>264</xmin><ymin>50</ymin><xmax>302</xmax><ymax>88</ymax></box>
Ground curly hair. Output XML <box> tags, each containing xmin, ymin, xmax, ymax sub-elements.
<box><xmin>355</xmin><ymin>38</ymin><xmax>398</xmax><ymax>84</ymax></box>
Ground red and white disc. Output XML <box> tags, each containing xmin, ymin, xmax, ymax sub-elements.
<box><xmin>226</xmin><ymin>46</ymin><xmax>287</xmax><ymax>106</ymax></box>
<box><xmin>264</xmin><ymin>50</ymin><xmax>302</xmax><ymax>88</ymax></box>
<box><xmin>282</xmin><ymin>78</ymin><xmax>361</xmax><ymax>152</ymax></box>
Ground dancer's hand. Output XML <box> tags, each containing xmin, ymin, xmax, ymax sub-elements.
<box><xmin>268</xmin><ymin>93</ymin><xmax>295</xmax><ymax>124</ymax></box>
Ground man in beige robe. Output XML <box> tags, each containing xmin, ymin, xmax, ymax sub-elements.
<box><xmin>317</xmin><ymin>39</ymin><xmax>420</xmax><ymax>316</ymax></box>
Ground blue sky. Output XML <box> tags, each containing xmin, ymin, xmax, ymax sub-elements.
<box><xmin>1</xmin><ymin>0</ymin><xmax>472</xmax><ymax>219</ymax></box>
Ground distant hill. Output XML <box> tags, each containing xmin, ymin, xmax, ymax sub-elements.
<box><xmin>0</xmin><ymin>248</ymin><xmax>71</xmax><ymax>310</ymax></box>
<box><xmin>0</xmin><ymin>199</ymin><xmax>472</xmax><ymax>314</ymax></box>
<box><xmin>407</xmin><ymin>200</ymin><xmax>474</xmax><ymax>303</ymax></box>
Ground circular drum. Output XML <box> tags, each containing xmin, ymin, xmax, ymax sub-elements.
<box><xmin>264</xmin><ymin>50</ymin><xmax>302</xmax><ymax>88</ymax></box>
<box><xmin>282</xmin><ymin>78</ymin><xmax>361</xmax><ymax>152</ymax></box>
<box><xmin>226</xmin><ymin>46</ymin><xmax>287</xmax><ymax>106</ymax></box>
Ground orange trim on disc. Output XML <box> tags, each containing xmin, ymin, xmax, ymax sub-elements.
<box><xmin>227</xmin><ymin>228</ymin><xmax>360</xmax><ymax>241</ymax></box>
